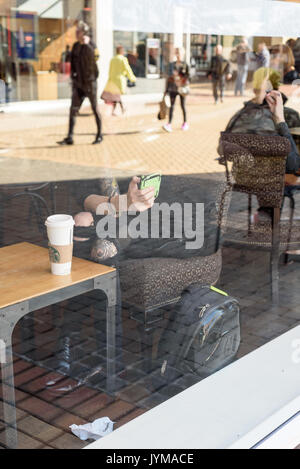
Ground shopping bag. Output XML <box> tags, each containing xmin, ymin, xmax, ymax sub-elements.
<box><xmin>158</xmin><ymin>95</ymin><xmax>170</xmax><ymax>120</ymax></box>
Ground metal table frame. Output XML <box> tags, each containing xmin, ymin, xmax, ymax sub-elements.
<box><xmin>0</xmin><ymin>270</ymin><xmax>117</xmax><ymax>449</ymax></box>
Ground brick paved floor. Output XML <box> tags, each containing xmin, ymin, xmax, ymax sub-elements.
<box><xmin>0</xmin><ymin>85</ymin><xmax>262</xmax><ymax>184</ymax></box>
<box><xmin>0</xmin><ymin>243</ymin><xmax>299</xmax><ymax>449</ymax></box>
<box><xmin>1</xmin><ymin>83</ymin><xmax>299</xmax><ymax>185</ymax></box>
<box><xmin>1</xmin><ymin>84</ymin><xmax>300</xmax><ymax>449</ymax></box>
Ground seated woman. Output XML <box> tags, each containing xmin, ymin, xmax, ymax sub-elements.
<box><xmin>220</xmin><ymin>67</ymin><xmax>300</xmax><ymax>222</ymax></box>
<box><xmin>73</xmin><ymin>176</ymin><xmax>155</xmax><ymax>265</ymax></box>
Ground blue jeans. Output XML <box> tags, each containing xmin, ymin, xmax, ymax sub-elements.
<box><xmin>235</xmin><ymin>65</ymin><xmax>248</xmax><ymax>96</ymax></box>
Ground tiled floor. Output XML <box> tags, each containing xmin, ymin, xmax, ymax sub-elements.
<box><xmin>0</xmin><ymin>85</ymin><xmax>276</xmax><ymax>184</ymax></box>
<box><xmin>1</xmin><ymin>240</ymin><xmax>299</xmax><ymax>449</ymax></box>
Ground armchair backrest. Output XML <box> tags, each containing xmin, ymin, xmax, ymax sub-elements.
<box><xmin>220</xmin><ymin>132</ymin><xmax>291</xmax><ymax>208</ymax></box>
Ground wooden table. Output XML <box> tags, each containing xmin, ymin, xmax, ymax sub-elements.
<box><xmin>0</xmin><ymin>242</ymin><xmax>117</xmax><ymax>449</ymax></box>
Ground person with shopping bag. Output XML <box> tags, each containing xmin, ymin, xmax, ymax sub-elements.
<box><xmin>157</xmin><ymin>94</ymin><xmax>170</xmax><ymax>120</ymax></box>
<box><xmin>163</xmin><ymin>47</ymin><xmax>190</xmax><ymax>132</ymax></box>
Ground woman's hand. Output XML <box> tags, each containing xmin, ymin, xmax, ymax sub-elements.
<box><xmin>265</xmin><ymin>90</ymin><xmax>285</xmax><ymax>124</ymax></box>
<box><xmin>93</xmin><ymin>176</ymin><xmax>155</xmax><ymax>215</ymax></box>
<box><xmin>126</xmin><ymin>176</ymin><xmax>155</xmax><ymax>212</ymax></box>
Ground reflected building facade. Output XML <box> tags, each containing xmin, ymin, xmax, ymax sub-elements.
<box><xmin>0</xmin><ymin>0</ymin><xmax>299</xmax><ymax>104</ymax></box>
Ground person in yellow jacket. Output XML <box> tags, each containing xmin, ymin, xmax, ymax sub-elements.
<box><xmin>101</xmin><ymin>45</ymin><xmax>136</xmax><ymax>115</ymax></box>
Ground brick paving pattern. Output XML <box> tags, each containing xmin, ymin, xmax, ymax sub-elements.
<box><xmin>0</xmin><ymin>86</ymin><xmax>258</xmax><ymax>184</ymax></box>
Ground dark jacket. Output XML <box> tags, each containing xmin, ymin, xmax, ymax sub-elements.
<box><xmin>71</xmin><ymin>41</ymin><xmax>99</xmax><ymax>90</ymax></box>
<box><xmin>208</xmin><ymin>55</ymin><xmax>231</xmax><ymax>80</ymax></box>
<box><xmin>166</xmin><ymin>62</ymin><xmax>189</xmax><ymax>93</ymax></box>
<box><xmin>224</xmin><ymin>100</ymin><xmax>300</xmax><ymax>174</ymax></box>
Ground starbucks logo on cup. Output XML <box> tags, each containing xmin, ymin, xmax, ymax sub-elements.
<box><xmin>49</xmin><ymin>245</ymin><xmax>61</xmax><ymax>264</ymax></box>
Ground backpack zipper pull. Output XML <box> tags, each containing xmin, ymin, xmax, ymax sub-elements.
<box><xmin>161</xmin><ymin>360</ymin><xmax>167</xmax><ymax>376</ymax></box>
<box><xmin>199</xmin><ymin>304</ymin><xmax>210</xmax><ymax>318</ymax></box>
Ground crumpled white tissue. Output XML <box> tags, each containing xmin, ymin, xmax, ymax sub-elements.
<box><xmin>70</xmin><ymin>417</ymin><xmax>114</xmax><ymax>441</ymax></box>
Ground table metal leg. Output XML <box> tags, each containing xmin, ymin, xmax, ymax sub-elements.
<box><xmin>285</xmin><ymin>195</ymin><xmax>296</xmax><ymax>265</ymax></box>
<box><xmin>248</xmin><ymin>194</ymin><xmax>252</xmax><ymax>236</ymax></box>
<box><xmin>1</xmin><ymin>336</ymin><xmax>18</xmax><ymax>448</ymax></box>
<box><xmin>270</xmin><ymin>207</ymin><xmax>281</xmax><ymax>305</ymax></box>
<box><xmin>0</xmin><ymin>302</ymin><xmax>29</xmax><ymax>448</ymax></box>
<box><xmin>106</xmin><ymin>304</ymin><xmax>116</xmax><ymax>393</ymax></box>
<box><xmin>94</xmin><ymin>271</ymin><xmax>118</xmax><ymax>394</ymax></box>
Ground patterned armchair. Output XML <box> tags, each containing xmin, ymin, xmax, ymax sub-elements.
<box><xmin>119</xmin><ymin>174</ymin><xmax>229</xmax><ymax>323</ymax></box>
<box><xmin>219</xmin><ymin>132</ymin><xmax>300</xmax><ymax>304</ymax></box>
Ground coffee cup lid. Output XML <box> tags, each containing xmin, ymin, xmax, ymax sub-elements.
<box><xmin>45</xmin><ymin>214</ymin><xmax>74</xmax><ymax>228</ymax></box>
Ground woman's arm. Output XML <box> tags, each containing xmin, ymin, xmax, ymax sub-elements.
<box><xmin>123</xmin><ymin>57</ymin><xmax>136</xmax><ymax>83</ymax></box>
<box><xmin>165</xmin><ymin>76</ymin><xmax>171</xmax><ymax>94</ymax></box>
<box><xmin>266</xmin><ymin>91</ymin><xmax>300</xmax><ymax>174</ymax></box>
<box><xmin>84</xmin><ymin>194</ymin><xmax>109</xmax><ymax>212</ymax></box>
<box><xmin>277</xmin><ymin>122</ymin><xmax>300</xmax><ymax>174</ymax></box>
<box><xmin>84</xmin><ymin>177</ymin><xmax>155</xmax><ymax>215</ymax></box>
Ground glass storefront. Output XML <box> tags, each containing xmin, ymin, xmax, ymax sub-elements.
<box><xmin>1</xmin><ymin>0</ymin><xmax>300</xmax><ymax>451</ymax></box>
<box><xmin>1</xmin><ymin>1</ymin><xmax>299</xmax><ymax>102</ymax></box>
<box><xmin>0</xmin><ymin>0</ymin><xmax>95</xmax><ymax>102</ymax></box>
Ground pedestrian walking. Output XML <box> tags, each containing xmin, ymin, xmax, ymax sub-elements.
<box><xmin>256</xmin><ymin>42</ymin><xmax>270</xmax><ymax>69</ymax></box>
<box><xmin>163</xmin><ymin>47</ymin><xmax>190</xmax><ymax>133</ymax></box>
<box><xmin>234</xmin><ymin>38</ymin><xmax>250</xmax><ymax>97</ymax></box>
<box><xmin>101</xmin><ymin>46</ymin><xmax>136</xmax><ymax>116</ymax></box>
<box><xmin>58</xmin><ymin>21</ymin><xmax>102</xmax><ymax>146</ymax></box>
<box><xmin>208</xmin><ymin>45</ymin><xmax>232</xmax><ymax>104</ymax></box>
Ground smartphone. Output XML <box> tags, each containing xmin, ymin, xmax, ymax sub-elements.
<box><xmin>263</xmin><ymin>90</ymin><xmax>273</xmax><ymax>105</ymax></box>
<box><xmin>139</xmin><ymin>173</ymin><xmax>162</xmax><ymax>199</ymax></box>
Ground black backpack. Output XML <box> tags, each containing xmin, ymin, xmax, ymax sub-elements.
<box><xmin>157</xmin><ymin>285</ymin><xmax>240</xmax><ymax>382</ymax></box>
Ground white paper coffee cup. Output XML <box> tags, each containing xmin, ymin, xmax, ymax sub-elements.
<box><xmin>45</xmin><ymin>214</ymin><xmax>75</xmax><ymax>275</ymax></box>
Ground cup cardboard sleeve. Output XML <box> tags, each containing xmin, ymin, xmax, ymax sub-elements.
<box><xmin>48</xmin><ymin>243</ymin><xmax>73</xmax><ymax>265</ymax></box>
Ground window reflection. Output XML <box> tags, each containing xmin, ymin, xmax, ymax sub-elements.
<box><xmin>0</xmin><ymin>0</ymin><xmax>300</xmax><ymax>450</ymax></box>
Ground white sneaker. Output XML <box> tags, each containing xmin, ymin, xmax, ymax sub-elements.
<box><xmin>163</xmin><ymin>123</ymin><xmax>172</xmax><ymax>133</ymax></box>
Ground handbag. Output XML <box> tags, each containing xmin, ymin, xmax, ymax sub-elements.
<box><xmin>178</xmin><ymin>85</ymin><xmax>190</xmax><ymax>97</ymax></box>
<box><xmin>158</xmin><ymin>95</ymin><xmax>170</xmax><ymax>120</ymax></box>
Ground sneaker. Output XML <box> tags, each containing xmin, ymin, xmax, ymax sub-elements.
<box><xmin>181</xmin><ymin>122</ymin><xmax>189</xmax><ymax>131</ymax></box>
<box><xmin>163</xmin><ymin>123</ymin><xmax>172</xmax><ymax>133</ymax></box>
<box><xmin>93</xmin><ymin>135</ymin><xmax>103</xmax><ymax>145</ymax></box>
<box><xmin>57</xmin><ymin>136</ymin><xmax>74</xmax><ymax>145</ymax></box>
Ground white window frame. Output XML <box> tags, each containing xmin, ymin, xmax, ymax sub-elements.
<box><xmin>87</xmin><ymin>325</ymin><xmax>300</xmax><ymax>450</ymax></box>
<box><xmin>253</xmin><ymin>412</ymin><xmax>300</xmax><ymax>450</ymax></box>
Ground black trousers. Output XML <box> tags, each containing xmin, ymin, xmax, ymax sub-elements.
<box><xmin>169</xmin><ymin>92</ymin><xmax>187</xmax><ymax>124</ymax></box>
<box><xmin>212</xmin><ymin>77</ymin><xmax>225</xmax><ymax>102</ymax></box>
<box><xmin>68</xmin><ymin>83</ymin><xmax>102</xmax><ymax>137</ymax></box>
